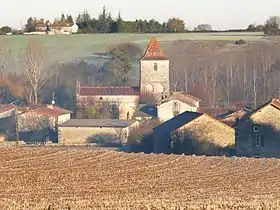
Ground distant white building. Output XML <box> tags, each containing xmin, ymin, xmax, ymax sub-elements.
<box><xmin>50</xmin><ymin>23</ymin><xmax>79</xmax><ymax>35</ymax></box>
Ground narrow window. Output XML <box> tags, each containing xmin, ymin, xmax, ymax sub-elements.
<box><xmin>154</xmin><ymin>63</ymin><xmax>158</xmax><ymax>71</ymax></box>
<box><xmin>256</xmin><ymin>133</ymin><xmax>261</xmax><ymax>147</ymax></box>
<box><xmin>253</xmin><ymin>125</ymin><xmax>259</xmax><ymax>133</ymax></box>
<box><xmin>124</xmin><ymin>130</ymin><xmax>128</xmax><ymax>138</ymax></box>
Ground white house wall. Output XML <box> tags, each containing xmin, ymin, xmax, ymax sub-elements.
<box><xmin>157</xmin><ymin>100</ymin><xmax>198</xmax><ymax>122</ymax></box>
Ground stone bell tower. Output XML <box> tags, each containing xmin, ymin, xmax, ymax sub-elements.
<box><xmin>140</xmin><ymin>35</ymin><xmax>170</xmax><ymax>100</ymax></box>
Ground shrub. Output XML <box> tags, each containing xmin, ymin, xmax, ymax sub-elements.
<box><xmin>234</xmin><ymin>39</ymin><xmax>246</xmax><ymax>45</ymax></box>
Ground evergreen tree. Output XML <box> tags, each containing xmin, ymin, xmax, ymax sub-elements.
<box><xmin>98</xmin><ymin>6</ymin><xmax>110</xmax><ymax>33</ymax></box>
<box><xmin>25</xmin><ymin>17</ymin><xmax>36</xmax><ymax>32</ymax></box>
<box><xmin>67</xmin><ymin>15</ymin><xmax>74</xmax><ymax>24</ymax></box>
<box><xmin>116</xmin><ymin>11</ymin><xmax>124</xmax><ymax>32</ymax></box>
<box><xmin>61</xmin><ymin>13</ymin><xmax>66</xmax><ymax>22</ymax></box>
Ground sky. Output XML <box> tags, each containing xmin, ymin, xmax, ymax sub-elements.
<box><xmin>1</xmin><ymin>0</ymin><xmax>280</xmax><ymax>30</ymax></box>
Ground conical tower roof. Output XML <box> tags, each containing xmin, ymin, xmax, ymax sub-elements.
<box><xmin>141</xmin><ymin>36</ymin><xmax>168</xmax><ymax>60</ymax></box>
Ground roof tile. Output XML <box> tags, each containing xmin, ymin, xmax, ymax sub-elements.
<box><xmin>79</xmin><ymin>86</ymin><xmax>140</xmax><ymax>96</ymax></box>
<box><xmin>141</xmin><ymin>36</ymin><xmax>168</xmax><ymax>60</ymax></box>
<box><xmin>31</xmin><ymin>106</ymin><xmax>71</xmax><ymax>117</ymax></box>
<box><xmin>0</xmin><ymin>104</ymin><xmax>14</xmax><ymax>114</ymax></box>
<box><xmin>165</xmin><ymin>92</ymin><xmax>201</xmax><ymax>107</ymax></box>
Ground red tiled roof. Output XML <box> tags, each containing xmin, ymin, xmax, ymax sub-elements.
<box><xmin>197</xmin><ymin>107</ymin><xmax>237</xmax><ymax>118</ymax></box>
<box><xmin>165</xmin><ymin>92</ymin><xmax>201</xmax><ymax>107</ymax></box>
<box><xmin>0</xmin><ymin>104</ymin><xmax>14</xmax><ymax>114</ymax></box>
<box><xmin>271</xmin><ymin>98</ymin><xmax>280</xmax><ymax>110</ymax></box>
<box><xmin>141</xmin><ymin>36</ymin><xmax>168</xmax><ymax>60</ymax></box>
<box><xmin>79</xmin><ymin>86</ymin><xmax>140</xmax><ymax>96</ymax></box>
<box><xmin>221</xmin><ymin>120</ymin><xmax>236</xmax><ymax>127</ymax></box>
<box><xmin>31</xmin><ymin>106</ymin><xmax>71</xmax><ymax>117</ymax></box>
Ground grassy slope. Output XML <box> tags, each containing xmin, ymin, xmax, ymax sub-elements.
<box><xmin>1</xmin><ymin>32</ymin><xmax>264</xmax><ymax>63</ymax></box>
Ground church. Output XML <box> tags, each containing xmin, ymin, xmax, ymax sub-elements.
<box><xmin>76</xmin><ymin>36</ymin><xmax>198</xmax><ymax>120</ymax></box>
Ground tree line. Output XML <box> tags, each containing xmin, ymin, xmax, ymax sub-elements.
<box><xmin>3</xmin><ymin>6</ymin><xmax>280</xmax><ymax>34</ymax></box>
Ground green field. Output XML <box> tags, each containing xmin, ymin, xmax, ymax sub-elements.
<box><xmin>1</xmin><ymin>32</ymin><xmax>264</xmax><ymax>63</ymax></box>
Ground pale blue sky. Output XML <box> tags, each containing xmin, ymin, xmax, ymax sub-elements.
<box><xmin>1</xmin><ymin>0</ymin><xmax>280</xmax><ymax>30</ymax></box>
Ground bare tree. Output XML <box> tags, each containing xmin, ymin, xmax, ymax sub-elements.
<box><xmin>0</xmin><ymin>37</ymin><xmax>10</xmax><ymax>77</ymax></box>
<box><xmin>24</xmin><ymin>39</ymin><xmax>51</xmax><ymax>104</ymax></box>
<box><xmin>243</xmin><ymin>58</ymin><xmax>247</xmax><ymax>103</ymax></box>
<box><xmin>212</xmin><ymin>61</ymin><xmax>218</xmax><ymax>107</ymax></box>
<box><xmin>226</xmin><ymin>67</ymin><xmax>230</xmax><ymax>107</ymax></box>
<box><xmin>184</xmin><ymin>68</ymin><xmax>188</xmax><ymax>92</ymax></box>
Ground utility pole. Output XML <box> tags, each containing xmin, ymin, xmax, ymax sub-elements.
<box><xmin>15</xmin><ymin>106</ymin><xmax>19</xmax><ymax>146</ymax></box>
<box><xmin>253</xmin><ymin>59</ymin><xmax>257</xmax><ymax>109</ymax></box>
<box><xmin>184</xmin><ymin>68</ymin><xmax>188</xmax><ymax>92</ymax></box>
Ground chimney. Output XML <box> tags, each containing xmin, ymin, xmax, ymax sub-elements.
<box><xmin>76</xmin><ymin>80</ymin><xmax>80</xmax><ymax>95</ymax></box>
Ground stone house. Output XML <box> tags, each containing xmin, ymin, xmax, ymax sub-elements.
<box><xmin>76</xmin><ymin>84</ymin><xmax>140</xmax><ymax>120</ymax></box>
<box><xmin>153</xmin><ymin>111</ymin><xmax>235</xmax><ymax>155</ymax></box>
<box><xmin>156</xmin><ymin>92</ymin><xmax>201</xmax><ymax>122</ymax></box>
<box><xmin>18</xmin><ymin>105</ymin><xmax>71</xmax><ymax>142</ymax></box>
<box><xmin>235</xmin><ymin>98</ymin><xmax>280</xmax><ymax>158</ymax></box>
<box><xmin>197</xmin><ymin>107</ymin><xmax>248</xmax><ymax>126</ymax></box>
<box><xmin>58</xmin><ymin>119</ymin><xmax>139</xmax><ymax>145</ymax></box>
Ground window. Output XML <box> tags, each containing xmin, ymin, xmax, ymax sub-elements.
<box><xmin>253</xmin><ymin>125</ymin><xmax>259</xmax><ymax>133</ymax></box>
<box><xmin>256</xmin><ymin>133</ymin><xmax>261</xmax><ymax>147</ymax></box>
<box><xmin>124</xmin><ymin>130</ymin><xmax>128</xmax><ymax>138</ymax></box>
<box><xmin>154</xmin><ymin>63</ymin><xmax>158</xmax><ymax>71</ymax></box>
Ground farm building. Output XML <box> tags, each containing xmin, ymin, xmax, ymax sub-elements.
<box><xmin>50</xmin><ymin>23</ymin><xmax>79</xmax><ymax>34</ymax></box>
<box><xmin>76</xmin><ymin>84</ymin><xmax>140</xmax><ymax>120</ymax></box>
<box><xmin>18</xmin><ymin>104</ymin><xmax>71</xmax><ymax>142</ymax></box>
<box><xmin>156</xmin><ymin>92</ymin><xmax>201</xmax><ymax>122</ymax></box>
<box><xmin>58</xmin><ymin>119</ymin><xmax>139</xmax><ymax>145</ymax></box>
<box><xmin>235</xmin><ymin>98</ymin><xmax>280</xmax><ymax>158</ymax></box>
<box><xmin>153</xmin><ymin>111</ymin><xmax>235</xmax><ymax>155</ymax></box>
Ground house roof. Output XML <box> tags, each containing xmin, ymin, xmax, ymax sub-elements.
<box><xmin>79</xmin><ymin>86</ymin><xmax>140</xmax><ymax>96</ymax></box>
<box><xmin>154</xmin><ymin>111</ymin><xmax>203</xmax><ymax>134</ymax></box>
<box><xmin>59</xmin><ymin>119</ymin><xmax>136</xmax><ymax>128</ymax></box>
<box><xmin>134</xmin><ymin>104</ymin><xmax>157</xmax><ymax>118</ymax></box>
<box><xmin>234</xmin><ymin>98</ymin><xmax>280</xmax><ymax>126</ymax></box>
<box><xmin>197</xmin><ymin>107</ymin><xmax>238</xmax><ymax>118</ymax></box>
<box><xmin>0</xmin><ymin>104</ymin><xmax>15</xmax><ymax>114</ymax></box>
<box><xmin>154</xmin><ymin>110</ymin><xmax>233</xmax><ymax>135</ymax></box>
<box><xmin>30</xmin><ymin>105</ymin><xmax>72</xmax><ymax>117</ymax></box>
<box><xmin>160</xmin><ymin>92</ymin><xmax>201</xmax><ymax>107</ymax></box>
<box><xmin>140</xmin><ymin>36</ymin><xmax>168</xmax><ymax>60</ymax></box>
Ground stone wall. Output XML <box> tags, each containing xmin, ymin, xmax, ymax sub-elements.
<box><xmin>77</xmin><ymin>95</ymin><xmax>139</xmax><ymax>119</ymax></box>
<box><xmin>154</xmin><ymin>114</ymin><xmax>234</xmax><ymax>155</ymax></box>
<box><xmin>236</xmin><ymin>105</ymin><xmax>280</xmax><ymax>158</ymax></box>
<box><xmin>140</xmin><ymin>60</ymin><xmax>170</xmax><ymax>96</ymax></box>
<box><xmin>58</xmin><ymin>127</ymin><xmax>128</xmax><ymax>145</ymax></box>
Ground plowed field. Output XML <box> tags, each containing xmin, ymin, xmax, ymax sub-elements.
<box><xmin>0</xmin><ymin>147</ymin><xmax>280</xmax><ymax>209</ymax></box>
